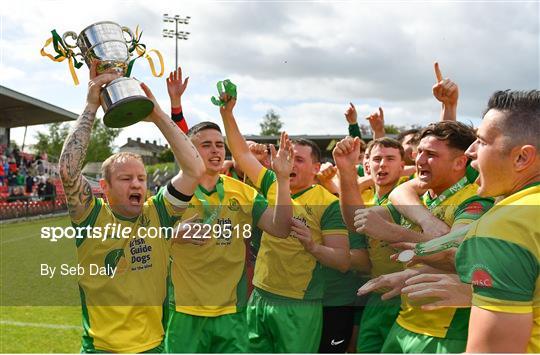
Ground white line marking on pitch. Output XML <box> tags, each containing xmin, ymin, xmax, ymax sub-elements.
<box><xmin>0</xmin><ymin>320</ymin><xmax>81</xmax><ymax>330</ymax></box>
<box><xmin>1</xmin><ymin>234</ymin><xmax>38</xmax><ymax>245</ymax></box>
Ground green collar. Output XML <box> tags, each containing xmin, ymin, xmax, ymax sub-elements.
<box><xmin>517</xmin><ymin>180</ymin><xmax>540</xmax><ymax>193</ymax></box>
<box><xmin>195</xmin><ymin>177</ymin><xmax>225</xmax><ymax>225</ymax></box>
<box><xmin>198</xmin><ymin>176</ymin><xmax>223</xmax><ymax>195</ymax></box>
<box><xmin>291</xmin><ymin>185</ymin><xmax>316</xmax><ymax>199</ymax></box>
<box><xmin>112</xmin><ymin>210</ymin><xmax>139</xmax><ymax>223</ymax></box>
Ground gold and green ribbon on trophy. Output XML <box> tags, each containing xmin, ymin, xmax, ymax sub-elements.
<box><xmin>40</xmin><ymin>21</ymin><xmax>165</xmax><ymax>128</ymax></box>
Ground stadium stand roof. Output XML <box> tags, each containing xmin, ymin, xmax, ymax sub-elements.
<box><xmin>0</xmin><ymin>85</ymin><xmax>77</xmax><ymax>128</ymax></box>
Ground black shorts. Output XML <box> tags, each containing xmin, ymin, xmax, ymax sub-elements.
<box><xmin>318</xmin><ymin>305</ymin><xmax>357</xmax><ymax>353</ymax></box>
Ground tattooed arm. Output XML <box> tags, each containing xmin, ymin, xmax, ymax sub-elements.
<box><xmin>59</xmin><ymin>107</ymin><xmax>96</xmax><ymax>221</ymax></box>
<box><xmin>59</xmin><ymin>62</ymin><xmax>121</xmax><ymax>221</ymax></box>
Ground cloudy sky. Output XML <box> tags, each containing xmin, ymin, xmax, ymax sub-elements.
<box><xmin>2</xmin><ymin>0</ymin><xmax>538</xmax><ymax>151</ymax></box>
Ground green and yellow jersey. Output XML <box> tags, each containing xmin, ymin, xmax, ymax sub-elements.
<box><xmin>72</xmin><ymin>188</ymin><xmax>180</xmax><ymax>353</ymax></box>
<box><xmin>388</xmin><ymin>180</ymin><xmax>494</xmax><ymax>339</ymax></box>
<box><xmin>366</xmin><ymin>176</ymin><xmax>411</xmax><ymax>280</ymax></box>
<box><xmin>227</xmin><ymin>168</ymin><xmax>263</xmax><ymax>256</ymax></box>
<box><xmin>170</xmin><ymin>175</ymin><xmax>267</xmax><ymax>317</ymax></box>
<box><xmin>456</xmin><ymin>182</ymin><xmax>540</xmax><ymax>353</ymax></box>
<box><xmin>361</xmin><ymin>187</ymin><xmax>375</xmax><ymax>206</ymax></box>
<box><xmin>253</xmin><ymin>167</ymin><xmax>348</xmax><ymax>300</ymax></box>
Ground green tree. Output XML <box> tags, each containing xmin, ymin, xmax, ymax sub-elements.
<box><xmin>85</xmin><ymin>120</ymin><xmax>121</xmax><ymax>164</ymax></box>
<box><xmin>33</xmin><ymin>120</ymin><xmax>120</xmax><ymax>164</ymax></box>
<box><xmin>33</xmin><ymin>122</ymin><xmax>70</xmax><ymax>160</ymax></box>
<box><xmin>384</xmin><ymin>124</ymin><xmax>401</xmax><ymax>135</ymax></box>
<box><xmin>9</xmin><ymin>140</ymin><xmax>20</xmax><ymax>150</ymax></box>
<box><xmin>158</xmin><ymin>148</ymin><xmax>175</xmax><ymax>163</ymax></box>
<box><xmin>260</xmin><ymin>109</ymin><xmax>283</xmax><ymax>136</ymax></box>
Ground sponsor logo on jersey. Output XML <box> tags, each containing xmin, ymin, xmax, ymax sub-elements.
<box><xmin>472</xmin><ymin>268</ymin><xmax>493</xmax><ymax>288</ymax></box>
<box><xmin>216</xmin><ymin>217</ymin><xmax>233</xmax><ymax>246</ymax></box>
<box><xmin>464</xmin><ymin>201</ymin><xmax>485</xmax><ymax>215</ymax></box>
<box><xmin>129</xmin><ymin>238</ymin><xmax>153</xmax><ymax>269</ymax></box>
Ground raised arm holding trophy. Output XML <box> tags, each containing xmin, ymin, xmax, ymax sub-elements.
<box><xmin>41</xmin><ymin>21</ymin><xmax>164</xmax><ymax>127</ymax></box>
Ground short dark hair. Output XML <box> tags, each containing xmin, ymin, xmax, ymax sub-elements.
<box><xmin>370</xmin><ymin>137</ymin><xmax>405</xmax><ymax>160</ymax></box>
<box><xmin>397</xmin><ymin>128</ymin><xmax>420</xmax><ymax>144</ymax></box>
<box><xmin>291</xmin><ymin>138</ymin><xmax>321</xmax><ymax>163</ymax></box>
<box><xmin>419</xmin><ymin>121</ymin><xmax>476</xmax><ymax>152</ymax></box>
<box><xmin>484</xmin><ymin>90</ymin><xmax>540</xmax><ymax>150</ymax></box>
<box><xmin>187</xmin><ymin>121</ymin><xmax>222</xmax><ymax>137</ymax></box>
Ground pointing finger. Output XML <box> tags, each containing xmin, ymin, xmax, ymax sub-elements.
<box><xmin>434</xmin><ymin>62</ymin><xmax>443</xmax><ymax>82</ymax></box>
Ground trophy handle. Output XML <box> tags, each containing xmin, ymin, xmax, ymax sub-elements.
<box><xmin>122</xmin><ymin>27</ymin><xmax>135</xmax><ymax>46</ymax></box>
<box><xmin>62</xmin><ymin>31</ymin><xmax>79</xmax><ymax>49</ymax></box>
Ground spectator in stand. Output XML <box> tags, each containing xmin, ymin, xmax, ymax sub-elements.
<box><xmin>44</xmin><ymin>177</ymin><xmax>56</xmax><ymax>202</ymax></box>
<box><xmin>25</xmin><ymin>174</ymin><xmax>34</xmax><ymax>194</ymax></box>
<box><xmin>8</xmin><ymin>171</ymin><xmax>17</xmax><ymax>187</ymax></box>
<box><xmin>37</xmin><ymin>177</ymin><xmax>46</xmax><ymax>199</ymax></box>
<box><xmin>36</xmin><ymin>160</ymin><xmax>45</xmax><ymax>176</ymax></box>
<box><xmin>8</xmin><ymin>156</ymin><xmax>17</xmax><ymax>174</ymax></box>
<box><xmin>16</xmin><ymin>172</ymin><xmax>25</xmax><ymax>187</ymax></box>
<box><xmin>2</xmin><ymin>157</ymin><xmax>8</xmax><ymax>184</ymax></box>
<box><xmin>0</xmin><ymin>157</ymin><xmax>5</xmax><ymax>186</ymax></box>
<box><xmin>12</xmin><ymin>147</ymin><xmax>21</xmax><ymax>166</ymax></box>
<box><xmin>28</xmin><ymin>160</ymin><xmax>37</xmax><ymax>177</ymax></box>
<box><xmin>7</xmin><ymin>186</ymin><xmax>24</xmax><ymax>202</ymax></box>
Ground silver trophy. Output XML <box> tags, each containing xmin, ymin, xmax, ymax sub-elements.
<box><xmin>59</xmin><ymin>21</ymin><xmax>154</xmax><ymax>127</ymax></box>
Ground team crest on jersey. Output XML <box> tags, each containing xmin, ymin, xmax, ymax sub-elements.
<box><xmin>304</xmin><ymin>204</ymin><xmax>313</xmax><ymax>216</ymax></box>
<box><xmin>139</xmin><ymin>213</ymin><xmax>150</xmax><ymax>228</ymax></box>
<box><xmin>228</xmin><ymin>198</ymin><xmax>240</xmax><ymax>211</ymax></box>
<box><xmin>471</xmin><ymin>267</ymin><xmax>493</xmax><ymax>288</ymax></box>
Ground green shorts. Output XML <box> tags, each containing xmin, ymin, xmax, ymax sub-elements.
<box><xmin>381</xmin><ymin>323</ymin><xmax>467</xmax><ymax>353</ymax></box>
<box><xmin>164</xmin><ymin>310</ymin><xmax>247</xmax><ymax>353</ymax></box>
<box><xmin>247</xmin><ymin>287</ymin><xmax>323</xmax><ymax>353</ymax></box>
<box><xmin>356</xmin><ymin>293</ymin><xmax>401</xmax><ymax>353</ymax></box>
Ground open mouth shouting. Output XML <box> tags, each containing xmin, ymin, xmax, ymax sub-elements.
<box><xmin>129</xmin><ymin>192</ymin><xmax>142</xmax><ymax>205</ymax></box>
<box><xmin>418</xmin><ymin>168</ymin><xmax>431</xmax><ymax>181</ymax></box>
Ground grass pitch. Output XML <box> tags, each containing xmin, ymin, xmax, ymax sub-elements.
<box><xmin>1</xmin><ymin>215</ymin><xmax>81</xmax><ymax>353</ymax></box>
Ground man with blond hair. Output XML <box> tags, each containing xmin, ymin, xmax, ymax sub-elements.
<box><xmin>58</xmin><ymin>61</ymin><xmax>205</xmax><ymax>353</ymax></box>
